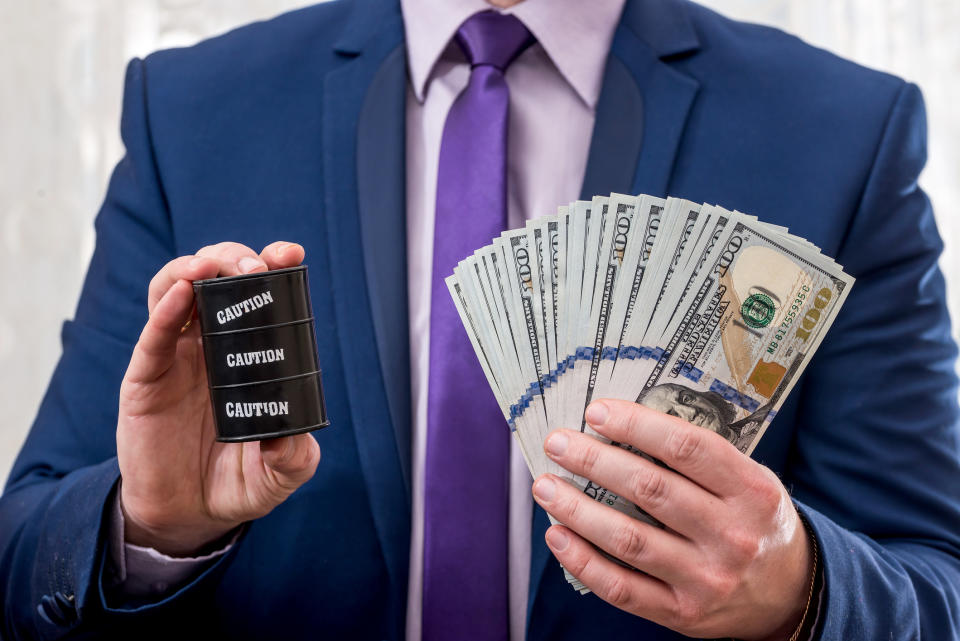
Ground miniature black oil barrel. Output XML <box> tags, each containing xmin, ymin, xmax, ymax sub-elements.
<box><xmin>193</xmin><ymin>265</ymin><xmax>329</xmax><ymax>442</ymax></box>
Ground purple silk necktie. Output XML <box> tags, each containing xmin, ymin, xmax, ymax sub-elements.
<box><xmin>423</xmin><ymin>11</ymin><xmax>534</xmax><ymax>641</ymax></box>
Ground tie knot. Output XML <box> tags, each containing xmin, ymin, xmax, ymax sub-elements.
<box><xmin>455</xmin><ymin>10</ymin><xmax>534</xmax><ymax>71</ymax></box>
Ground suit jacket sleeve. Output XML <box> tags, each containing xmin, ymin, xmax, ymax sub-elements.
<box><xmin>789</xmin><ymin>82</ymin><xmax>960</xmax><ymax>640</ymax></box>
<box><xmin>0</xmin><ymin>57</ymin><xmax>239</xmax><ymax>640</ymax></box>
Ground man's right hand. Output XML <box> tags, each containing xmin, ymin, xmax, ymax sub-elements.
<box><xmin>116</xmin><ymin>241</ymin><xmax>321</xmax><ymax>557</ymax></box>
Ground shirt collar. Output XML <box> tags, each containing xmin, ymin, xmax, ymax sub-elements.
<box><xmin>400</xmin><ymin>0</ymin><xmax>626</xmax><ymax>109</ymax></box>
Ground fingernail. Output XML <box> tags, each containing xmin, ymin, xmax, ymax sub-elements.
<box><xmin>533</xmin><ymin>477</ymin><xmax>556</xmax><ymax>502</ymax></box>
<box><xmin>584</xmin><ymin>401</ymin><xmax>609</xmax><ymax>427</ymax></box>
<box><xmin>545</xmin><ymin>528</ymin><xmax>569</xmax><ymax>552</ymax></box>
<box><xmin>238</xmin><ymin>256</ymin><xmax>265</xmax><ymax>274</ymax></box>
<box><xmin>274</xmin><ymin>242</ymin><xmax>290</xmax><ymax>256</ymax></box>
<box><xmin>545</xmin><ymin>431</ymin><xmax>569</xmax><ymax>457</ymax></box>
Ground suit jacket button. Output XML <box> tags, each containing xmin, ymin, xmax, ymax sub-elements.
<box><xmin>54</xmin><ymin>592</ymin><xmax>77</xmax><ymax>621</ymax></box>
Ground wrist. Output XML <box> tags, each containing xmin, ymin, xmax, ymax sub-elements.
<box><xmin>119</xmin><ymin>491</ymin><xmax>237</xmax><ymax>557</ymax></box>
<box><xmin>753</xmin><ymin>511</ymin><xmax>819</xmax><ymax>641</ymax></box>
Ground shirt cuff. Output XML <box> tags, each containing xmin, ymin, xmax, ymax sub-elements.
<box><xmin>106</xmin><ymin>484</ymin><xmax>237</xmax><ymax>598</ymax></box>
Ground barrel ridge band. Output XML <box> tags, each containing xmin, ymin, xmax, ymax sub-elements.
<box><xmin>214</xmin><ymin>420</ymin><xmax>330</xmax><ymax>443</ymax></box>
<box><xmin>201</xmin><ymin>316</ymin><xmax>316</xmax><ymax>337</ymax></box>
<box><xmin>208</xmin><ymin>369</ymin><xmax>322</xmax><ymax>390</ymax></box>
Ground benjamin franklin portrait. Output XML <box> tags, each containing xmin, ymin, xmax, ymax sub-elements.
<box><xmin>637</xmin><ymin>382</ymin><xmax>768</xmax><ymax>452</ymax></box>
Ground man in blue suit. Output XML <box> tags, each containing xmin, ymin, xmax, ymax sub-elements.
<box><xmin>2</xmin><ymin>0</ymin><xmax>959</xmax><ymax>638</ymax></box>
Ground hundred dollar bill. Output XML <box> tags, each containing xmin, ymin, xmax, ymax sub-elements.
<box><xmin>620</xmin><ymin>199</ymin><xmax>700</xmax><ymax>349</ymax></box>
<box><xmin>560</xmin><ymin>197</ymin><xmax>612</xmax><ymax>427</ymax></box>
<box><xmin>556</xmin><ymin>201</ymin><xmax>594</xmax><ymax>432</ymax></box>
<box><xmin>574</xmin><ymin>193</ymin><xmax>646</xmax><ymax>429</ymax></box>
<box><xmin>528</xmin><ymin>218</ymin><xmax>557</xmax><ymax>422</ymax></box>
<box><xmin>542</xmin><ymin>212</ymin><xmax>567</xmax><ymax>425</ymax></box>
<box><xmin>592</xmin><ymin>195</ymin><xmax>667</xmax><ymax>401</ymax></box>
<box><xmin>496</xmin><ymin>230</ymin><xmax>560</xmax><ymax>476</ymax></box>
<box><xmin>643</xmin><ymin>219</ymin><xmax>853</xmax><ymax>454</ymax></box>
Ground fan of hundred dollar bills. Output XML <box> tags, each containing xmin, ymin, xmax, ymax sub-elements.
<box><xmin>446</xmin><ymin>193</ymin><xmax>853</xmax><ymax>591</ymax></box>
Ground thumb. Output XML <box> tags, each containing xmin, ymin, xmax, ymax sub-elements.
<box><xmin>260</xmin><ymin>433</ymin><xmax>321</xmax><ymax>490</ymax></box>
<box><xmin>125</xmin><ymin>279</ymin><xmax>196</xmax><ymax>384</ymax></box>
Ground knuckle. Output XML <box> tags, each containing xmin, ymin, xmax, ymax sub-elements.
<box><xmin>725</xmin><ymin>528</ymin><xmax>761</xmax><ymax>564</ymax></box>
<box><xmin>148</xmin><ymin>269</ymin><xmax>166</xmax><ymax>293</ymax></box>
<box><xmin>276</xmin><ymin>444</ymin><xmax>296</xmax><ymax>467</ymax></box>
<box><xmin>628</xmin><ymin>466</ymin><xmax>668</xmax><ymax>508</ymax></box>
<box><xmin>195</xmin><ymin>244</ymin><xmax>221</xmax><ymax>257</ymax></box>
<box><xmin>560</xmin><ymin>492</ymin><xmax>584</xmax><ymax>523</ymax></box>
<box><xmin>119</xmin><ymin>378</ymin><xmax>150</xmax><ymax>404</ymax></box>
<box><xmin>563</xmin><ymin>544</ymin><xmax>590</xmax><ymax>576</ymax></box>
<box><xmin>757</xmin><ymin>484</ymin><xmax>783</xmax><ymax>515</ymax></box>
<box><xmin>601</xmin><ymin>574</ymin><xmax>634</xmax><ymax>609</ymax></box>
<box><xmin>296</xmin><ymin>440</ymin><xmax>321</xmax><ymax>475</ymax></box>
<box><xmin>290</xmin><ymin>456</ymin><xmax>316</xmax><ymax>490</ymax></box>
<box><xmin>610</xmin><ymin>523</ymin><xmax>647</xmax><ymax>562</ymax></box>
<box><xmin>670</xmin><ymin>594</ymin><xmax>705</xmax><ymax>631</ymax></box>
<box><xmin>267</xmin><ymin>477</ymin><xmax>298</xmax><ymax>502</ymax></box>
<box><xmin>198</xmin><ymin>241</ymin><xmax>248</xmax><ymax>259</ymax></box>
<box><xmin>623</xmin><ymin>404</ymin><xmax>647</xmax><ymax>439</ymax></box>
<box><xmin>221</xmin><ymin>241</ymin><xmax>253</xmax><ymax>254</ymax></box>
<box><xmin>704</xmin><ymin>568</ymin><xmax>739</xmax><ymax>600</ymax></box>
<box><xmin>601</xmin><ymin>401</ymin><xmax>644</xmax><ymax>442</ymax></box>
<box><xmin>578</xmin><ymin>443</ymin><xmax>603</xmax><ymax>477</ymax></box>
<box><xmin>741</xmin><ymin>466</ymin><xmax>783</xmax><ymax>512</ymax></box>
<box><xmin>219</xmin><ymin>246</ymin><xmax>249</xmax><ymax>261</ymax></box>
<box><xmin>666</xmin><ymin>429</ymin><xmax>704</xmax><ymax>467</ymax></box>
<box><xmin>149</xmin><ymin>257</ymin><xmax>182</xmax><ymax>291</ymax></box>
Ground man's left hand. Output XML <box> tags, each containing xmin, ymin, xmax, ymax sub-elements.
<box><xmin>533</xmin><ymin>399</ymin><xmax>813</xmax><ymax>641</ymax></box>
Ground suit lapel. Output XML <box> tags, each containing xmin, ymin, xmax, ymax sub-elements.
<box><xmin>322</xmin><ymin>4</ymin><xmax>410</xmax><ymax>632</ymax></box>
<box><xmin>356</xmin><ymin>44</ymin><xmax>413</xmax><ymax>495</ymax></box>
<box><xmin>580</xmin><ymin>3</ymin><xmax>701</xmax><ymax>201</ymax></box>
<box><xmin>529</xmin><ymin>0</ymin><xmax>702</xmax><ymax>629</ymax></box>
<box><xmin>617</xmin><ymin>28</ymin><xmax>701</xmax><ymax>198</ymax></box>
<box><xmin>579</xmin><ymin>54</ymin><xmax>645</xmax><ymax>200</ymax></box>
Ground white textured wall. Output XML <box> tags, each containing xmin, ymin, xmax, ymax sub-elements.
<box><xmin>2</xmin><ymin>0</ymin><xmax>958</xmax><ymax>481</ymax></box>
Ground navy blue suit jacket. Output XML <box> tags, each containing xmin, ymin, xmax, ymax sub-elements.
<box><xmin>3</xmin><ymin>0</ymin><xmax>959</xmax><ymax>639</ymax></box>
